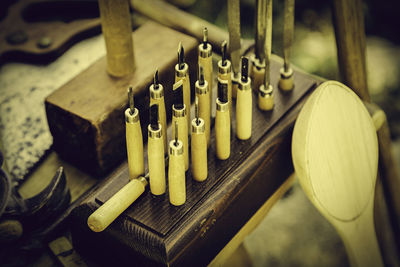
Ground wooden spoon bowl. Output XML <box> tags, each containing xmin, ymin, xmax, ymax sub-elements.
<box><xmin>292</xmin><ymin>81</ymin><xmax>383</xmax><ymax>267</ymax></box>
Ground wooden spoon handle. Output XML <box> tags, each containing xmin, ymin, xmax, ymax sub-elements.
<box><xmin>331</xmin><ymin>198</ymin><xmax>383</xmax><ymax>267</ymax></box>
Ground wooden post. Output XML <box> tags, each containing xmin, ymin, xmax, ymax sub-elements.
<box><xmin>332</xmin><ymin>0</ymin><xmax>400</xmax><ymax>254</ymax></box>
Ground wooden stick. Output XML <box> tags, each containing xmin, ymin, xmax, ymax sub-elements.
<box><xmin>332</xmin><ymin>0</ymin><xmax>400</xmax><ymax>248</ymax></box>
<box><xmin>131</xmin><ymin>0</ymin><xmax>228</xmax><ymax>53</ymax></box>
<box><xmin>332</xmin><ymin>0</ymin><xmax>368</xmax><ymax>102</ymax></box>
<box><xmin>98</xmin><ymin>0</ymin><xmax>135</xmax><ymax>77</ymax></box>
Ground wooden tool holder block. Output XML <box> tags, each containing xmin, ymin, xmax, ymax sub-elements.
<box><xmin>45</xmin><ymin>21</ymin><xmax>198</xmax><ymax>176</ymax></box>
<box><xmin>69</xmin><ymin>58</ymin><xmax>319</xmax><ymax>266</ymax></box>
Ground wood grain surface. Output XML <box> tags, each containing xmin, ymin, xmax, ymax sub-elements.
<box><xmin>69</xmin><ymin>58</ymin><xmax>317</xmax><ymax>266</ymax></box>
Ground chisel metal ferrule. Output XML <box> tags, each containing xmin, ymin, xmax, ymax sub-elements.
<box><xmin>199</xmin><ymin>43</ymin><xmax>212</xmax><ymax>58</ymax></box>
<box><xmin>238</xmin><ymin>78</ymin><xmax>251</xmax><ymax>91</ymax></box>
<box><xmin>125</xmin><ymin>108</ymin><xmax>139</xmax><ymax>123</ymax></box>
<box><xmin>280</xmin><ymin>67</ymin><xmax>293</xmax><ymax>79</ymax></box>
<box><xmin>175</xmin><ymin>63</ymin><xmax>188</xmax><ymax>78</ymax></box>
<box><xmin>218</xmin><ymin>60</ymin><xmax>232</xmax><ymax>75</ymax></box>
<box><xmin>216</xmin><ymin>99</ymin><xmax>229</xmax><ymax>112</ymax></box>
<box><xmin>195</xmin><ymin>80</ymin><xmax>209</xmax><ymax>94</ymax></box>
<box><xmin>150</xmin><ymin>84</ymin><xmax>164</xmax><ymax>99</ymax></box>
<box><xmin>252</xmin><ymin>57</ymin><xmax>265</xmax><ymax>71</ymax></box>
<box><xmin>172</xmin><ymin>105</ymin><xmax>187</xmax><ymax>117</ymax></box>
<box><xmin>169</xmin><ymin>140</ymin><xmax>183</xmax><ymax>155</ymax></box>
<box><xmin>259</xmin><ymin>84</ymin><xmax>273</xmax><ymax>97</ymax></box>
<box><xmin>191</xmin><ymin>118</ymin><xmax>205</xmax><ymax>134</ymax></box>
<box><xmin>148</xmin><ymin>124</ymin><xmax>162</xmax><ymax>138</ymax></box>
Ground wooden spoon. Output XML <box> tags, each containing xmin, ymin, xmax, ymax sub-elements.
<box><xmin>292</xmin><ymin>81</ymin><xmax>383</xmax><ymax>267</ymax></box>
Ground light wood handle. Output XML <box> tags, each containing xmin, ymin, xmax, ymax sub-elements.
<box><xmin>191</xmin><ymin>121</ymin><xmax>208</xmax><ymax>182</ymax></box>
<box><xmin>87</xmin><ymin>177</ymin><xmax>147</xmax><ymax>232</ymax></box>
<box><xmin>216</xmin><ymin>103</ymin><xmax>230</xmax><ymax>160</ymax></box>
<box><xmin>332</xmin><ymin>199</ymin><xmax>383</xmax><ymax>267</ymax></box>
<box><xmin>148</xmin><ymin>128</ymin><xmax>166</xmax><ymax>195</ymax></box>
<box><xmin>236</xmin><ymin>88</ymin><xmax>252</xmax><ymax>140</ymax></box>
<box><xmin>168</xmin><ymin>141</ymin><xmax>186</xmax><ymax>206</ymax></box>
<box><xmin>172</xmin><ymin>115</ymin><xmax>189</xmax><ymax>171</ymax></box>
<box><xmin>126</xmin><ymin>119</ymin><xmax>144</xmax><ymax>180</ymax></box>
<box><xmin>278</xmin><ymin>68</ymin><xmax>294</xmax><ymax>91</ymax></box>
<box><xmin>98</xmin><ymin>0</ymin><xmax>135</xmax><ymax>77</ymax></box>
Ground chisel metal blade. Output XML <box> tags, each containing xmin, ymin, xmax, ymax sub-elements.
<box><xmin>227</xmin><ymin>0</ymin><xmax>241</xmax><ymax>75</ymax></box>
<box><xmin>283</xmin><ymin>0</ymin><xmax>295</xmax><ymax>72</ymax></box>
<box><xmin>264</xmin><ymin>0</ymin><xmax>273</xmax><ymax>86</ymax></box>
<box><xmin>255</xmin><ymin>0</ymin><xmax>267</xmax><ymax>62</ymax></box>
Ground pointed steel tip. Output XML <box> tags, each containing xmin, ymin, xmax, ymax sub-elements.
<box><xmin>174</xmin><ymin>121</ymin><xmax>179</xmax><ymax>145</ymax></box>
<box><xmin>154</xmin><ymin>70</ymin><xmax>159</xmax><ymax>87</ymax></box>
<box><xmin>178</xmin><ymin>42</ymin><xmax>185</xmax><ymax>69</ymax></box>
<box><xmin>221</xmin><ymin>40</ymin><xmax>227</xmax><ymax>65</ymax></box>
<box><xmin>128</xmin><ymin>86</ymin><xmax>134</xmax><ymax>114</ymax></box>
<box><xmin>203</xmin><ymin>27</ymin><xmax>208</xmax><ymax>44</ymax></box>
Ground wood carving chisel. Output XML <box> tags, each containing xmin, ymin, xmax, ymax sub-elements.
<box><xmin>150</xmin><ymin>70</ymin><xmax>168</xmax><ymax>153</ymax></box>
<box><xmin>125</xmin><ymin>87</ymin><xmax>144</xmax><ymax>180</ymax></box>
<box><xmin>217</xmin><ymin>41</ymin><xmax>233</xmax><ymax>117</ymax></box>
<box><xmin>227</xmin><ymin>0</ymin><xmax>241</xmax><ymax>99</ymax></box>
<box><xmin>148</xmin><ymin>104</ymin><xmax>166</xmax><ymax>195</ymax></box>
<box><xmin>87</xmin><ymin>175</ymin><xmax>148</xmax><ymax>232</ymax></box>
<box><xmin>191</xmin><ymin>97</ymin><xmax>208</xmax><ymax>182</ymax></box>
<box><xmin>279</xmin><ymin>0</ymin><xmax>295</xmax><ymax>91</ymax></box>
<box><xmin>258</xmin><ymin>0</ymin><xmax>275</xmax><ymax>111</ymax></box>
<box><xmin>251</xmin><ymin>0</ymin><xmax>267</xmax><ymax>92</ymax></box>
<box><xmin>198</xmin><ymin>27</ymin><xmax>213</xmax><ymax>110</ymax></box>
<box><xmin>216</xmin><ymin>78</ymin><xmax>231</xmax><ymax>160</ymax></box>
<box><xmin>195</xmin><ymin>66</ymin><xmax>211</xmax><ymax>147</ymax></box>
<box><xmin>236</xmin><ymin>57</ymin><xmax>252</xmax><ymax>140</ymax></box>
<box><xmin>172</xmin><ymin>80</ymin><xmax>189</xmax><ymax>171</ymax></box>
<box><xmin>175</xmin><ymin>42</ymin><xmax>191</xmax><ymax>129</ymax></box>
<box><xmin>168</xmin><ymin>121</ymin><xmax>186</xmax><ymax>206</ymax></box>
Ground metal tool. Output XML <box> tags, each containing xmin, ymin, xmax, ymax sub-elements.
<box><xmin>175</xmin><ymin>42</ymin><xmax>191</xmax><ymax>129</ymax></box>
<box><xmin>215</xmin><ymin>78</ymin><xmax>231</xmax><ymax>160</ymax></box>
<box><xmin>150</xmin><ymin>70</ymin><xmax>168</xmax><ymax>153</ymax></box>
<box><xmin>236</xmin><ymin>57</ymin><xmax>252</xmax><ymax>140</ymax></box>
<box><xmin>217</xmin><ymin>41</ymin><xmax>233</xmax><ymax>116</ymax></box>
<box><xmin>125</xmin><ymin>87</ymin><xmax>144</xmax><ymax>180</ymax></box>
<box><xmin>195</xmin><ymin>66</ymin><xmax>211</xmax><ymax>147</ymax></box>
<box><xmin>148</xmin><ymin>104</ymin><xmax>166</xmax><ymax>195</ymax></box>
<box><xmin>168</xmin><ymin>121</ymin><xmax>186</xmax><ymax>206</ymax></box>
<box><xmin>172</xmin><ymin>80</ymin><xmax>189</xmax><ymax>171</ymax></box>
<box><xmin>227</xmin><ymin>0</ymin><xmax>241</xmax><ymax>98</ymax></box>
<box><xmin>191</xmin><ymin>97</ymin><xmax>207</xmax><ymax>182</ymax></box>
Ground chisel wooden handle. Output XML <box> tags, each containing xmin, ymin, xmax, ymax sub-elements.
<box><xmin>191</xmin><ymin>118</ymin><xmax>207</xmax><ymax>181</ymax></box>
<box><xmin>87</xmin><ymin>177</ymin><xmax>147</xmax><ymax>232</ymax></box>
<box><xmin>148</xmin><ymin>124</ymin><xmax>166</xmax><ymax>195</ymax></box>
<box><xmin>236</xmin><ymin>80</ymin><xmax>252</xmax><ymax>140</ymax></box>
<box><xmin>125</xmin><ymin>108</ymin><xmax>144</xmax><ymax>180</ymax></box>
<box><xmin>168</xmin><ymin>140</ymin><xmax>186</xmax><ymax>206</ymax></box>
<box><xmin>216</xmin><ymin>100</ymin><xmax>230</xmax><ymax>160</ymax></box>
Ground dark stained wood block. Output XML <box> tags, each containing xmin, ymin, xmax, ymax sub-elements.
<box><xmin>45</xmin><ymin>21</ymin><xmax>198</xmax><ymax>176</ymax></box>
<box><xmin>69</xmin><ymin>58</ymin><xmax>319</xmax><ymax>266</ymax></box>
